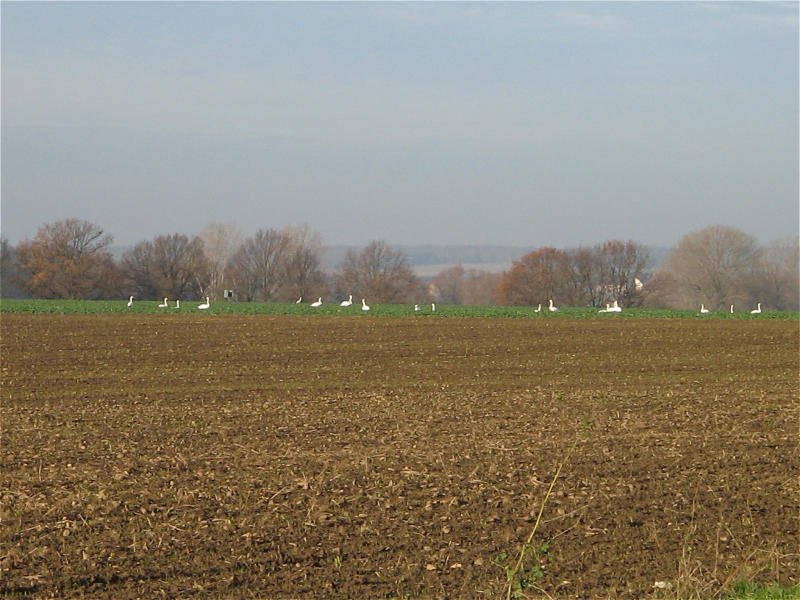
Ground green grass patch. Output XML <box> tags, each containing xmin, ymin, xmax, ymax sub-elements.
<box><xmin>725</xmin><ymin>582</ymin><xmax>800</xmax><ymax>600</ymax></box>
<box><xmin>1</xmin><ymin>298</ymin><xmax>798</xmax><ymax>319</ymax></box>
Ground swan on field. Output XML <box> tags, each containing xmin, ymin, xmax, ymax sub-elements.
<box><xmin>127</xmin><ymin>296</ymin><xmax>134</xmax><ymax>308</ymax></box>
<box><xmin>158</xmin><ymin>298</ymin><xmax>169</xmax><ymax>308</ymax></box>
<box><xmin>598</xmin><ymin>303</ymin><xmax>610</xmax><ymax>313</ymax></box>
<box><xmin>198</xmin><ymin>297</ymin><xmax>210</xmax><ymax>310</ymax></box>
<box><xmin>608</xmin><ymin>300</ymin><xmax>622</xmax><ymax>313</ymax></box>
<box><xmin>361</xmin><ymin>298</ymin><xmax>370</xmax><ymax>312</ymax></box>
<box><xmin>340</xmin><ymin>295</ymin><xmax>353</xmax><ymax>307</ymax></box>
<box><xmin>700</xmin><ymin>304</ymin><xmax>709</xmax><ymax>314</ymax></box>
<box><xmin>431</xmin><ymin>303</ymin><xmax>436</xmax><ymax>312</ymax></box>
<box><xmin>173</xmin><ymin>299</ymin><xmax>181</xmax><ymax>309</ymax></box>
<box><xmin>730</xmin><ymin>304</ymin><xmax>734</xmax><ymax>314</ymax></box>
<box><xmin>548</xmin><ymin>299</ymin><xmax>558</xmax><ymax>312</ymax></box>
<box><xmin>310</xmin><ymin>297</ymin><xmax>323</xmax><ymax>307</ymax></box>
<box><xmin>750</xmin><ymin>303</ymin><xmax>762</xmax><ymax>314</ymax></box>
<box><xmin>534</xmin><ymin>304</ymin><xmax>542</xmax><ymax>313</ymax></box>
<box><xmin>295</xmin><ymin>296</ymin><xmax>302</xmax><ymax>304</ymax></box>
<box><xmin>414</xmin><ymin>304</ymin><xmax>420</xmax><ymax>312</ymax></box>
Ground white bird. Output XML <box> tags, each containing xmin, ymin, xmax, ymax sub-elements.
<box><xmin>340</xmin><ymin>295</ymin><xmax>353</xmax><ymax>307</ymax></box>
<box><xmin>198</xmin><ymin>297</ymin><xmax>210</xmax><ymax>310</ymax></box>
<box><xmin>361</xmin><ymin>298</ymin><xmax>370</xmax><ymax>312</ymax></box>
<box><xmin>700</xmin><ymin>304</ymin><xmax>709</xmax><ymax>314</ymax></box>
<box><xmin>750</xmin><ymin>303</ymin><xmax>762</xmax><ymax>314</ymax></box>
<box><xmin>608</xmin><ymin>300</ymin><xmax>622</xmax><ymax>313</ymax></box>
<box><xmin>158</xmin><ymin>297</ymin><xmax>169</xmax><ymax>308</ymax></box>
<box><xmin>310</xmin><ymin>297</ymin><xmax>323</xmax><ymax>307</ymax></box>
<box><xmin>173</xmin><ymin>299</ymin><xmax>181</xmax><ymax>309</ymax></box>
<box><xmin>431</xmin><ymin>303</ymin><xmax>436</xmax><ymax>312</ymax></box>
<box><xmin>414</xmin><ymin>304</ymin><xmax>420</xmax><ymax>312</ymax></box>
<box><xmin>598</xmin><ymin>303</ymin><xmax>610</xmax><ymax>313</ymax></box>
<box><xmin>127</xmin><ymin>295</ymin><xmax>134</xmax><ymax>308</ymax></box>
<box><xmin>534</xmin><ymin>304</ymin><xmax>542</xmax><ymax>313</ymax></box>
<box><xmin>730</xmin><ymin>304</ymin><xmax>735</xmax><ymax>314</ymax></box>
<box><xmin>548</xmin><ymin>299</ymin><xmax>558</xmax><ymax>312</ymax></box>
<box><xmin>295</xmin><ymin>296</ymin><xmax>302</xmax><ymax>304</ymax></box>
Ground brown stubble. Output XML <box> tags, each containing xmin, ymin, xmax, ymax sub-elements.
<box><xmin>1</xmin><ymin>314</ymin><xmax>797</xmax><ymax>598</ymax></box>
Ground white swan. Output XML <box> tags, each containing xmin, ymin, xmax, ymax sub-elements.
<box><xmin>700</xmin><ymin>304</ymin><xmax>709</xmax><ymax>314</ymax></box>
<box><xmin>310</xmin><ymin>297</ymin><xmax>322</xmax><ymax>307</ymax></box>
<box><xmin>608</xmin><ymin>300</ymin><xmax>622</xmax><ymax>313</ymax></box>
<box><xmin>127</xmin><ymin>295</ymin><xmax>134</xmax><ymax>308</ymax></box>
<box><xmin>750</xmin><ymin>303</ymin><xmax>762</xmax><ymax>314</ymax></box>
<box><xmin>598</xmin><ymin>303</ymin><xmax>610</xmax><ymax>313</ymax></box>
<box><xmin>730</xmin><ymin>304</ymin><xmax>735</xmax><ymax>314</ymax></box>
<box><xmin>431</xmin><ymin>303</ymin><xmax>436</xmax><ymax>312</ymax></box>
<box><xmin>414</xmin><ymin>304</ymin><xmax>420</xmax><ymax>312</ymax></box>
<box><xmin>340</xmin><ymin>295</ymin><xmax>353</xmax><ymax>307</ymax></box>
<box><xmin>295</xmin><ymin>296</ymin><xmax>302</xmax><ymax>304</ymax></box>
<box><xmin>158</xmin><ymin>297</ymin><xmax>169</xmax><ymax>308</ymax></box>
<box><xmin>173</xmin><ymin>299</ymin><xmax>181</xmax><ymax>309</ymax></box>
<box><xmin>361</xmin><ymin>298</ymin><xmax>370</xmax><ymax>312</ymax></box>
<box><xmin>198</xmin><ymin>297</ymin><xmax>210</xmax><ymax>310</ymax></box>
<box><xmin>548</xmin><ymin>299</ymin><xmax>558</xmax><ymax>312</ymax></box>
<box><xmin>534</xmin><ymin>304</ymin><xmax>542</xmax><ymax>313</ymax></box>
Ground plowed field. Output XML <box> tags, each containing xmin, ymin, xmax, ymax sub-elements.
<box><xmin>1</xmin><ymin>314</ymin><xmax>798</xmax><ymax>599</ymax></box>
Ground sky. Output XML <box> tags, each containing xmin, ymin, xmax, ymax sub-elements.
<box><xmin>2</xmin><ymin>1</ymin><xmax>798</xmax><ymax>249</ymax></box>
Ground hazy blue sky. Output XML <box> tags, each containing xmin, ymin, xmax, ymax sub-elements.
<box><xmin>2</xmin><ymin>1</ymin><xmax>798</xmax><ymax>248</ymax></box>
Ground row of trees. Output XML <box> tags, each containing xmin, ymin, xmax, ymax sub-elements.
<box><xmin>0</xmin><ymin>219</ymin><xmax>424</xmax><ymax>304</ymax></box>
<box><xmin>1</xmin><ymin>219</ymin><xmax>797</xmax><ymax>310</ymax></box>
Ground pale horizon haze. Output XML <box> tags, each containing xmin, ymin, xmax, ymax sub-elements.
<box><xmin>2</xmin><ymin>1</ymin><xmax>798</xmax><ymax>249</ymax></box>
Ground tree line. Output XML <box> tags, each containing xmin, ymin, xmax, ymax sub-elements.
<box><xmin>1</xmin><ymin>219</ymin><xmax>797</xmax><ymax>311</ymax></box>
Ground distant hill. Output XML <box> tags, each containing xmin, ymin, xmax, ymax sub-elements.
<box><xmin>325</xmin><ymin>244</ymin><xmax>670</xmax><ymax>276</ymax></box>
<box><xmin>323</xmin><ymin>245</ymin><xmax>535</xmax><ymax>275</ymax></box>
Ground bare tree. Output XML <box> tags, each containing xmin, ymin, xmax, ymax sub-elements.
<box><xmin>228</xmin><ymin>228</ymin><xmax>292</xmax><ymax>301</ymax></box>
<box><xmin>461</xmin><ymin>270</ymin><xmax>502</xmax><ymax>306</ymax></box>
<box><xmin>495</xmin><ymin>247</ymin><xmax>577</xmax><ymax>306</ymax></box>
<box><xmin>15</xmin><ymin>219</ymin><xmax>122</xmax><ymax>299</ymax></box>
<box><xmin>430</xmin><ymin>265</ymin><xmax>466</xmax><ymax>304</ymax></box>
<box><xmin>658</xmin><ymin>225</ymin><xmax>761</xmax><ymax>309</ymax></box>
<box><xmin>122</xmin><ymin>234</ymin><xmax>208</xmax><ymax>300</ymax></box>
<box><xmin>198</xmin><ymin>222</ymin><xmax>242</xmax><ymax>300</ymax></box>
<box><xmin>595</xmin><ymin>240</ymin><xmax>651</xmax><ymax>307</ymax></box>
<box><xmin>334</xmin><ymin>240</ymin><xmax>423</xmax><ymax>303</ymax></box>
<box><xmin>280</xmin><ymin>224</ymin><xmax>326</xmax><ymax>301</ymax></box>
<box><xmin>429</xmin><ymin>265</ymin><xmax>501</xmax><ymax>306</ymax></box>
<box><xmin>0</xmin><ymin>238</ymin><xmax>29</xmax><ymax>298</ymax></box>
<box><xmin>754</xmin><ymin>236</ymin><xmax>799</xmax><ymax>311</ymax></box>
<box><xmin>568</xmin><ymin>246</ymin><xmax>602</xmax><ymax>307</ymax></box>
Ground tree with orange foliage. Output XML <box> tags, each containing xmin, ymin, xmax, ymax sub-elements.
<box><xmin>495</xmin><ymin>247</ymin><xmax>577</xmax><ymax>306</ymax></box>
<box><xmin>15</xmin><ymin>219</ymin><xmax>122</xmax><ymax>299</ymax></box>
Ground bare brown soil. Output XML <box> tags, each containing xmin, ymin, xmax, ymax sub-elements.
<box><xmin>1</xmin><ymin>315</ymin><xmax>798</xmax><ymax>599</ymax></box>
